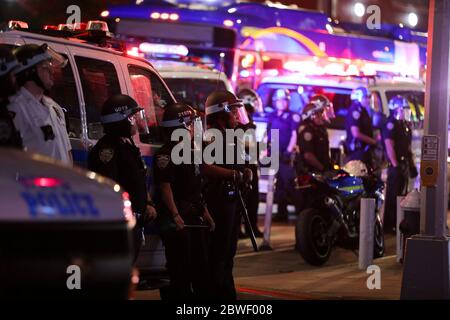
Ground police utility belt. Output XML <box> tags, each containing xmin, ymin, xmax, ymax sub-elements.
<box><xmin>348</xmin><ymin>139</ymin><xmax>369</xmax><ymax>152</ymax></box>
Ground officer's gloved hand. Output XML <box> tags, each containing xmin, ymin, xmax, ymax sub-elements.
<box><xmin>233</xmin><ymin>169</ymin><xmax>253</xmax><ymax>190</ymax></box>
<box><xmin>409</xmin><ymin>163</ymin><xmax>419</xmax><ymax>179</ymax></box>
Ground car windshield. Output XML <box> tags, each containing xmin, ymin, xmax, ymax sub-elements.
<box><xmin>164</xmin><ymin>78</ymin><xmax>227</xmax><ymax>111</ymax></box>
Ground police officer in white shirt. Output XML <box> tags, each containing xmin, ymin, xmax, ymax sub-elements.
<box><xmin>8</xmin><ymin>43</ymin><xmax>72</xmax><ymax>165</ymax></box>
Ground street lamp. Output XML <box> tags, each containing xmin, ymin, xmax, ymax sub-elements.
<box><xmin>408</xmin><ymin>12</ymin><xmax>419</xmax><ymax>27</ymax></box>
<box><xmin>354</xmin><ymin>3</ymin><xmax>365</xmax><ymax>17</ymax></box>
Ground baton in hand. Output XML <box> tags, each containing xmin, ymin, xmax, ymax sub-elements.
<box><xmin>237</xmin><ymin>188</ymin><xmax>258</xmax><ymax>252</ymax></box>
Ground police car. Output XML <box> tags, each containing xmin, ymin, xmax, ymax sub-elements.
<box><xmin>0</xmin><ymin>21</ymin><xmax>177</xmax><ymax>285</ymax></box>
<box><xmin>256</xmin><ymin>75</ymin><xmax>425</xmax><ymax>195</ymax></box>
<box><xmin>0</xmin><ymin>148</ymin><xmax>134</xmax><ymax>299</ymax></box>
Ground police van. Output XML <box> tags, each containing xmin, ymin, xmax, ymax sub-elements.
<box><xmin>156</xmin><ymin>62</ymin><xmax>233</xmax><ymax>112</ymax></box>
<box><xmin>0</xmin><ymin>22</ymin><xmax>176</xmax><ymax>284</ymax></box>
<box><xmin>255</xmin><ymin>75</ymin><xmax>425</xmax><ymax>195</ymax></box>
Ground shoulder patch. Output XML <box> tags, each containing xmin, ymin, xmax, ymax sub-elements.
<box><xmin>352</xmin><ymin>111</ymin><xmax>360</xmax><ymax>120</ymax></box>
<box><xmin>303</xmin><ymin>131</ymin><xmax>313</xmax><ymax>142</ymax></box>
<box><xmin>156</xmin><ymin>154</ymin><xmax>170</xmax><ymax>169</ymax></box>
<box><xmin>292</xmin><ymin>113</ymin><xmax>301</xmax><ymax>123</ymax></box>
<box><xmin>387</xmin><ymin>122</ymin><xmax>394</xmax><ymax>130</ymax></box>
<box><xmin>99</xmin><ymin>148</ymin><xmax>114</xmax><ymax>164</ymax></box>
<box><xmin>0</xmin><ymin>119</ymin><xmax>12</xmax><ymax>142</ymax></box>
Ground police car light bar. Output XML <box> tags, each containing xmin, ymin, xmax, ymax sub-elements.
<box><xmin>8</xmin><ymin>20</ymin><xmax>29</xmax><ymax>29</ymax></box>
<box><xmin>138</xmin><ymin>42</ymin><xmax>189</xmax><ymax>56</ymax></box>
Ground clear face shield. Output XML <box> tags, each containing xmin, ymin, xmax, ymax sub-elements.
<box><xmin>45</xmin><ymin>45</ymin><xmax>67</xmax><ymax>70</ymax></box>
<box><xmin>227</xmin><ymin>101</ymin><xmax>250</xmax><ymax>126</ymax></box>
<box><xmin>324</xmin><ymin>101</ymin><xmax>335</xmax><ymax>123</ymax></box>
<box><xmin>129</xmin><ymin>108</ymin><xmax>150</xmax><ymax>140</ymax></box>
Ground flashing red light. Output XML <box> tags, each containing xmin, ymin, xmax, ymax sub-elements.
<box><xmin>19</xmin><ymin>177</ymin><xmax>64</xmax><ymax>188</ymax></box>
<box><xmin>43</xmin><ymin>25</ymin><xmax>58</xmax><ymax>30</ymax></box>
<box><xmin>127</xmin><ymin>47</ymin><xmax>140</xmax><ymax>57</ymax></box>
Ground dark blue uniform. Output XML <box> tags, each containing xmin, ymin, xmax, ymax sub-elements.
<box><xmin>88</xmin><ymin>134</ymin><xmax>148</xmax><ymax>260</ymax></box>
<box><xmin>153</xmin><ymin>142</ymin><xmax>210</xmax><ymax>300</ymax></box>
<box><xmin>382</xmin><ymin>115</ymin><xmax>413</xmax><ymax>232</ymax></box>
<box><xmin>297</xmin><ymin>122</ymin><xmax>331</xmax><ymax>173</ymax></box>
<box><xmin>345</xmin><ymin>102</ymin><xmax>374</xmax><ymax>168</ymax></box>
<box><xmin>267</xmin><ymin>110</ymin><xmax>301</xmax><ymax>219</ymax></box>
<box><xmin>267</xmin><ymin>110</ymin><xmax>301</xmax><ymax>153</ymax></box>
<box><xmin>204</xmin><ymin>125</ymin><xmax>245</xmax><ymax>300</ymax></box>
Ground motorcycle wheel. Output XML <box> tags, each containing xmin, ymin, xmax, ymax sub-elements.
<box><xmin>373</xmin><ymin>216</ymin><xmax>385</xmax><ymax>258</ymax></box>
<box><xmin>295</xmin><ymin>208</ymin><xmax>332</xmax><ymax>266</ymax></box>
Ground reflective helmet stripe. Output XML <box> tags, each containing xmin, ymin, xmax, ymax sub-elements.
<box><xmin>100</xmin><ymin>107</ymin><xmax>142</xmax><ymax>124</ymax></box>
<box><xmin>14</xmin><ymin>52</ymin><xmax>52</xmax><ymax>74</ymax></box>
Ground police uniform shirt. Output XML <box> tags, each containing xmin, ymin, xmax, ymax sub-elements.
<box><xmin>381</xmin><ymin>115</ymin><xmax>412</xmax><ymax>164</ymax></box>
<box><xmin>153</xmin><ymin>142</ymin><xmax>203</xmax><ymax>217</ymax></box>
<box><xmin>267</xmin><ymin>110</ymin><xmax>301</xmax><ymax>152</ymax></box>
<box><xmin>8</xmin><ymin>87</ymin><xmax>71</xmax><ymax>165</ymax></box>
<box><xmin>345</xmin><ymin>102</ymin><xmax>374</xmax><ymax>150</ymax></box>
<box><xmin>298</xmin><ymin>122</ymin><xmax>330</xmax><ymax>171</ymax></box>
<box><xmin>88</xmin><ymin>134</ymin><xmax>148</xmax><ymax>215</ymax></box>
<box><xmin>0</xmin><ymin>100</ymin><xmax>22</xmax><ymax>149</ymax></box>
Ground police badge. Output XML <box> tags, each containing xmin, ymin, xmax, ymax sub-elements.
<box><xmin>99</xmin><ymin>148</ymin><xmax>114</xmax><ymax>163</ymax></box>
<box><xmin>156</xmin><ymin>154</ymin><xmax>170</xmax><ymax>169</ymax></box>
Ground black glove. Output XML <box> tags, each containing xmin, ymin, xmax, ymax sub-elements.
<box><xmin>409</xmin><ymin>162</ymin><xmax>419</xmax><ymax>179</ymax></box>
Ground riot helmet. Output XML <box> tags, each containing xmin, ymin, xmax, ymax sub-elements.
<box><xmin>13</xmin><ymin>43</ymin><xmax>66</xmax><ymax>90</ymax></box>
<box><xmin>388</xmin><ymin>95</ymin><xmax>411</xmax><ymax>121</ymax></box>
<box><xmin>272</xmin><ymin>88</ymin><xmax>290</xmax><ymax>111</ymax></box>
<box><xmin>101</xmin><ymin>94</ymin><xmax>149</xmax><ymax>138</ymax></box>
<box><xmin>205</xmin><ymin>90</ymin><xmax>249</xmax><ymax>129</ymax></box>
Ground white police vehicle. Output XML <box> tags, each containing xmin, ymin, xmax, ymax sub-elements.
<box><xmin>156</xmin><ymin>62</ymin><xmax>233</xmax><ymax>112</ymax></box>
<box><xmin>256</xmin><ymin>75</ymin><xmax>425</xmax><ymax>195</ymax></box>
<box><xmin>0</xmin><ymin>148</ymin><xmax>134</xmax><ymax>299</ymax></box>
<box><xmin>0</xmin><ymin>21</ymin><xmax>177</xmax><ymax>286</ymax></box>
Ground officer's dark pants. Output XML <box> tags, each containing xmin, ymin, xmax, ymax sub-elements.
<box><xmin>384</xmin><ymin>165</ymin><xmax>408</xmax><ymax>232</ymax></box>
<box><xmin>275</xmin><ymin>161</ymin><xmax>296</xmax><ymax>218</ymax></box>
<box><xmin>244</xmin><ymin>165</ymin><xmax>260</xmax><ymax>234</ymax></box>
<box><xmin>161</xmin><ymin>226</ymin><xmax>210</xmax><ymax>300</ymax></box>
<box><xmin>207</xmin><ymin>196</ymin><xmax>239</xmax><ymax>300</ymax></box>
<box><xmin>132</xmin><ymin>227</ymin><xmax>143</xmax><ymax>263</ymax></box>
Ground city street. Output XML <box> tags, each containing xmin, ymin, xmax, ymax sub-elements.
<box><xmin>2</xmin><ymin>0</ymin><xmax>450</xmax><ymax>302</ymax></box>
<box><xmin>135</xmin><ymin>211</ymin><xmax>450</xmax><ymax>300</ymax></box>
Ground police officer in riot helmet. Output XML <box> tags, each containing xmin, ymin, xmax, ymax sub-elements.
<box><xmin>0</xmin><ymin>45</ymin><xmax>22</xmax><ymax>148</ymax></box>
<box><xmin>153</xmin><ymin>102</ymin><xmax>215</xmax><ymax>300</ymax></box>
<box><xmin>236</xmin><ymin>88</ymin><xmax>263</xmax><ymax>238</ymax></box>
<box><xmin>266</xmin><ymin>88</ymin><xmax>301</xmax><ymax>221</ymax></box>
<box><xmin>204</xmin><ymin>90</ymin><xmax>253</xmax><ymax>300</ymax></box>
<box><xmin>88</xmin><ymin>94</ymin><xmax>157</xmax><ymax>261</ymax></box>
<box><xmin>382</xmin><ymin>95</ymin><xmax>418</xmax><ymax>233</ymax></box>
<box><xmin>8</xmin><ymin>43</ymin><xmax>71</xmax><ymax>163</ymax></box>
<box><xmin>297</xmin><ymin>95</ymin><xmax>332</xmax><ymax>174</ymax></box>
<box><xmin>345</xmin><ymin>87</ymin><xmax>377</xmax><ymax>170</ymax></box>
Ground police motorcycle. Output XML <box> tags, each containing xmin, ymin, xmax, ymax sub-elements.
<box><xmin>295</xmin><ymin>160</ymin><xmax>385</xmax><ymax>266</ymax></box>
